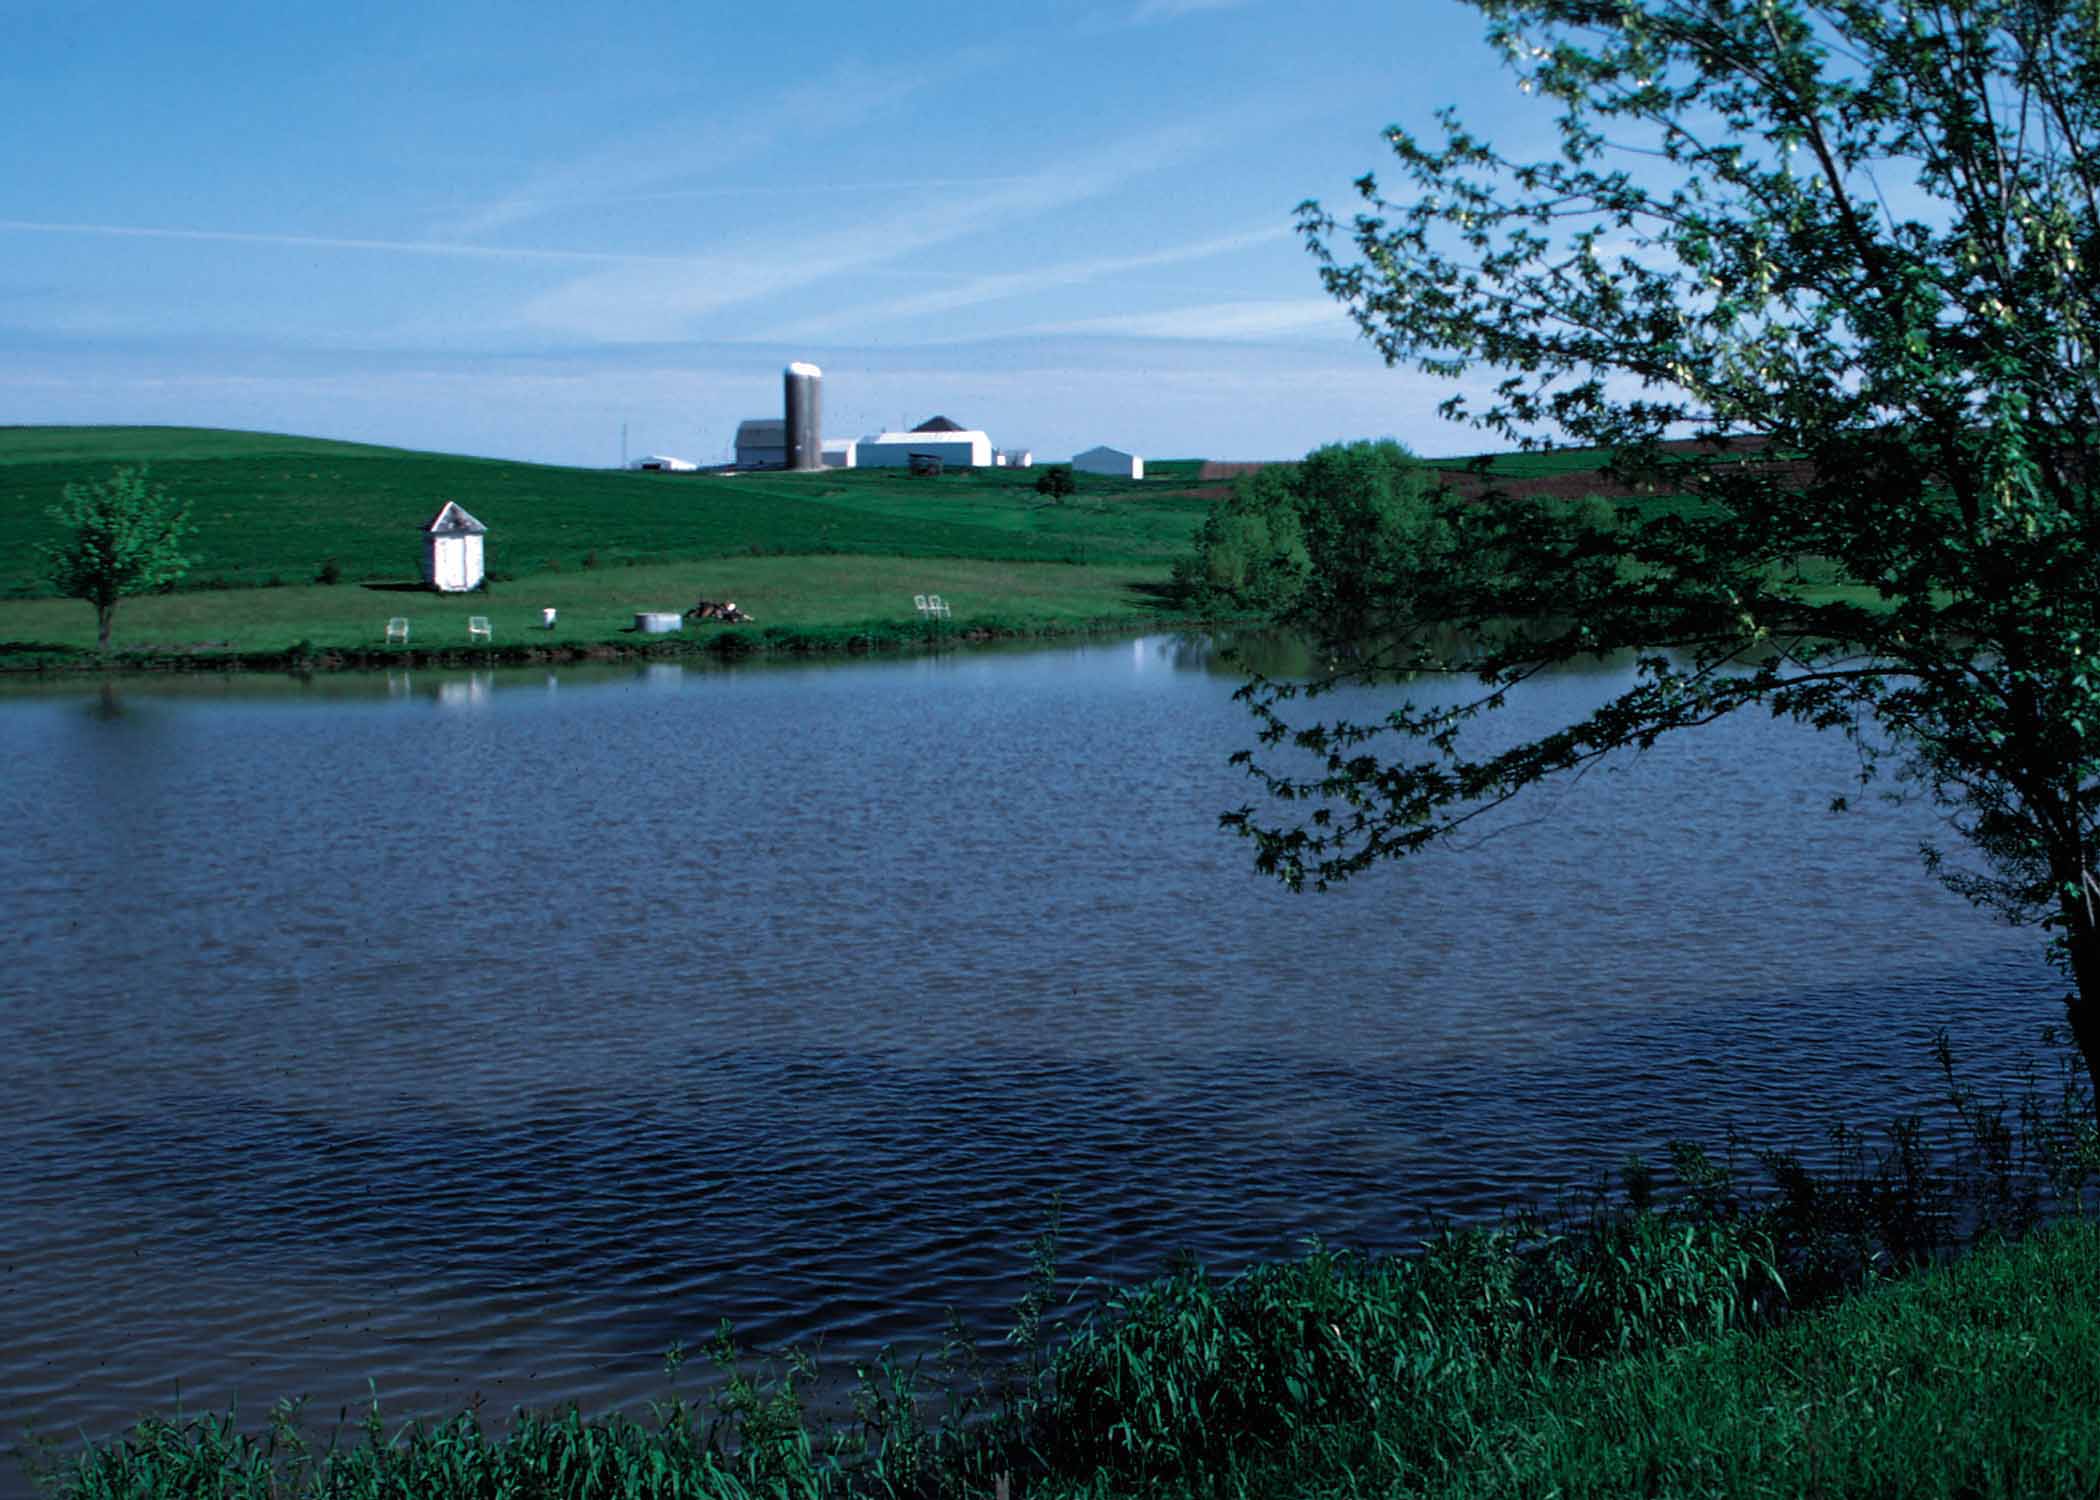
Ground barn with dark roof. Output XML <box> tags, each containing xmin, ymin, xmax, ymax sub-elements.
<box><xmin>734</xmin><ymin>419</ymin><xmax>787</xmax><ymax>469</ymax></box>
<box><xmin>858</xmin><ymin>415</ymin><xmax>994</xmax><ymax>469</ymax></box>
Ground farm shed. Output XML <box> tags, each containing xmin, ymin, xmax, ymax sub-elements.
<box><xmin>857</xmin><ymin>416</ymin><xmax>993</xmax><ymax>469</ymax></box>
<box><xmin>632</xmin><ymin>454</ymin><xmax>698</xmax><ymax>472</ymax></box>
<box><xmin>735</xmin><ymin>419</ymin><xmax>787</xmax><ymax>468</ymax></box>
<box><xmin>422</xmin><ymin>502</ymin><xmax>487</xmax><ymax>593</ymax></box>
<box><xmin>1072</xmin><ymin>445</ymin><xmax>1144</xmax><ymax>479</ymax></box>
<box><xmin>821</xmin><ymin>438</ymin><xmax>858</xmax><ymax>468</ymax></box>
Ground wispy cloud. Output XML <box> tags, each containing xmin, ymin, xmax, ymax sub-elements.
<box><xmin>517</xmin><ymin>176</ymin><xmax>1044</xmax><ymax>210</ymax></box>
<box><xmin>1017</xmin><ymin>298</ymin><xmax>1351</xmax><ymax>340</ymax></box>
<box><xmin>1129</xmin><ymin>0</ymin><xmax>1255</xmax><ymax>23</ymax></box>
<box><xmin>0</xmin><ymin>218</ymin><xmax>678</xmax><ymax>265</ymax></box>
<box><xmin>435</xmin><ymin>61</ymin><xmax>961</xmax><ymax>242</ymax></box>
<box><xmin>514</xmin><ymin>120</ymin><xmax>1226</xmax><ymax>343</ymax></box>
<box><xmin>747</xmin><ymin>225</ymin><xmax>1290</xmax><ymax>342</ymax></box>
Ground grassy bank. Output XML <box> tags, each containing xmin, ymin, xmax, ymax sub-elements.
<box><xmin>38</xmin><ymin>1212</ymin><xmax>2100</xmax><ymax>1500</ymax></box>
<box><xmin>32</xmin><ymin>1045</ymin><xmax>2100</xmax><ymax>1499</ymax></box>
<box><xmin>0</xmin><ymin>554</ymin><xmax>1194</xmax><ymax>671</ymax></box>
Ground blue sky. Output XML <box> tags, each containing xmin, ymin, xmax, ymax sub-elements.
<box><xmin>4</xmin><ymin>0</ymin><xmax>1539</xmax><ymax>467</ymax></box>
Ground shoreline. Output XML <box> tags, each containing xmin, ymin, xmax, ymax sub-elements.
<box><xmin>0</xmin><ymin>611</ymin><xmax>1249</xmax><ymax>678</ymax></box>
<box><xmin>24</xmin><ymin>1174</ymin><xmax>2097</xmax><ymax>1499</ymax></box>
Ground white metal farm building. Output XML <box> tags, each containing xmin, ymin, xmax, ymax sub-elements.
<box><xmin>1072</xmin><ymin>445</ymin><xmax>1144</xmax><ymax>479</ymax></box>
<box><xmin>856</xmin><ymin>415</ymin><xmax>994</xmax><ymax>470</ymax></box>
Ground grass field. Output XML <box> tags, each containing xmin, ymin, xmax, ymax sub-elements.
<box><xmin>1</xmin><ymin>426</ymin><xmax>1858</xmax><ymax>667</ymax></box>
<box><xmin>0</xmin><ymin>427</ymin><xmax>1216</xmax><ymax>598</ymax></box>
<box><xmin>0</xmin><ymin>427</ymin><xmax>1225</xmax><ymax>662</ymax></box>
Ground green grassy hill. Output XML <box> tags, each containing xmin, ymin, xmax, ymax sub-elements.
<box><xmin>0</xmin><ymin>426</ymin><xmax>1217</xmax><ymax>599</ymax></box>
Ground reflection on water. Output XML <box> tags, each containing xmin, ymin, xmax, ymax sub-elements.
<box><xmin>0</xmin><ymin>634</ymin><xmax>2060</xmax><ymax>1490</ymax></box>
<box><xmin>0</xmin><ymin>635</ymin><xmax>1276</xmax><ymax>721</ymax></box>
<box><xmin>436</xmin><ymin>671</ymin><xmax>493</xmax><ymax>708</ymax></box>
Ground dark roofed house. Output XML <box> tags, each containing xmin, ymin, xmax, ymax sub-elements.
<box><xmin>735</xmin><ymin>419</ymin><xmax>787</xmax><ymax>468</ymax></box>
<box><xmin>910</xmin><ymin>416</ymin><xmax>967</xmax><ymax>433</ymax></box>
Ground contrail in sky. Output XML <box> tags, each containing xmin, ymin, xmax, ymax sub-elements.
<box><xmin>0</xmin><ymin>219</ymin><xmax>675</xmax><ymax>264</ymax></box>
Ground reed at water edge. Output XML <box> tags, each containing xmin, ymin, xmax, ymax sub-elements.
<box><xmin>30</xmin><ymin>1031</ymin><xmax>2100</xmax><ymax>1499</ymax></box>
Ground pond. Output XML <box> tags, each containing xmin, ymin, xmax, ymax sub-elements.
<box><xmin>0</xmin><ymin>635</ymin><xmax>2060</xmax><ymax>1487</ymax></box>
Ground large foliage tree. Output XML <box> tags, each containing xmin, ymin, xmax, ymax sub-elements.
<box><xmin>1230</xmin><ymin>1</ymin><xmax>2100</xmax><ymax>1103</ymax></box>
<box><xmin>1176</xmin><ymin>441</ymin><xmax>1459</xmax><ymax>617</ymax></box>
<box><xmin>41</xmin><ymin>466</ymin><xmax>195</xmax><ymax>653</ymax></box>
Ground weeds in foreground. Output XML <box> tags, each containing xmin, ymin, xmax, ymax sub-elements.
<box><xmin>31</xmin><ymin>1036</ymin><xmax>2100</xmax><ymax>1499</ymax></box>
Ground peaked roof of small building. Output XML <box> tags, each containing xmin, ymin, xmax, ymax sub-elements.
<box><xmin>911</xmin><ymin>415</ymin><xmax>966</xmax><ymax>432</ymax></box>
<box><xmin>865</xmin><ymin>427</ymin><xmax>989</xmax><ymax>444</ymax></box>
<box><xmin>423</xmin><ymin>501</ymin><xmax>487</xmax><ymax>534</ymax></box>
<box><xmin>736</xmin><ymin>418</ymin><xmax>787</xmax><ymax>439</ymax></box>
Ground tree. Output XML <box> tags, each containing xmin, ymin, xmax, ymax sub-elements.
<box><xmin>1174</xmin><ymin>441</ymin><xmax>1461</xmax><ymax>617</ymax></box>
<box><xmin>1036</xmin><ymin>464</ymin><xmax>1077</xmax><ymax>500</ymax></box>
<box><xmin>1177</xmin><ymin>462</ymin><xmax>1314</xmax><ymax>610</ymax></box>
<box><xmin>1229</xmin><ymin>0</ymin><xmax>2100</xmax><ymax>1108</ymax></box>
<box><xmin>41</xmin><ymin>466</ymin><xmax>195</xmax><ymax>653</ymax></box>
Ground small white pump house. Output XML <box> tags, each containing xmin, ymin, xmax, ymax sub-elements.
<box><xmin>422</xmin><ymin>501</ymin><xmax>487</xmax><ymax>593</ymax></box>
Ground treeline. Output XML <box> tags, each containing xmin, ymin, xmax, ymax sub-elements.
<box><xmin>1173</xmin><ymin>439</ymin><xmax>1620</xmax><ymax>626</ymax></box>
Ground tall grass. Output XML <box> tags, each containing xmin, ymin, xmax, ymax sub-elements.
<box><xmin>31</xmin><ymin>1034</ymin><xmax>2100</xmax><ymax>1499</ymax></box>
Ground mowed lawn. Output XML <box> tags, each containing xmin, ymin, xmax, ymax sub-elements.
<box><xmin>0</xmin><ymin>555</ymin><xmax>1183</xmax><ymax>656</ymax></box>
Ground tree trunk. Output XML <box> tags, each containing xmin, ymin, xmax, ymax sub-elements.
<box><xmin>2062</xmin><ymin>920</ymin><xmax>2100</xmax><ymax>1123</ymax></box>
<box><xmin>96</xmin><ymin>601</ymin><xmax>114</xmax><ymax>654</ymax></box>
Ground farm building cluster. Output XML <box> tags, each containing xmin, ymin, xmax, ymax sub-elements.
<box><xmin>631</xmin><ymin>363</ymin><xmax>1143</xmax><ymax>479</ymax></box>
<box><xmin>415</xmin><ymin>365</ymin><xmax>1150</xmax><ymax>599</ymax></box>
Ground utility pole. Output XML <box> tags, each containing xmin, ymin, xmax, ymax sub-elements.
<box><xmin>620</xmin><ymin>423</ymin><xmax>628</xmax><ymax>469</ymax></box>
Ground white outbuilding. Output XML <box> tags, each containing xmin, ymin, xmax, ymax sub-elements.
<box><xmin>632</xmin><ymin>454</ymin><xmax>698</xmax><ymax>472</ymax></box>
<box><xmin>856</xmin><ymin>415</ymin><xmax>994</xmax><ymax>470</ymax></box>
<box><xmin>821</xmin><ymin>438</ymin><xmax>858</xmax><ymax>469</ymax></box>
<box><xmin>1072</xmin><ymin>445</ymin><xmax>1144</xmax><ymax>479</ymax></box>
<box><xmin>422</xmin><ymin>502</ymin><xmax>487</xmax><ymax>593</ymax></box>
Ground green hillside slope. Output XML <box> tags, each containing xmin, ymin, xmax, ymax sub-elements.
<box><xmin>0</xmin><ymin>427</ymin><xmax>1216</xmax><ymax>598</ymax></box>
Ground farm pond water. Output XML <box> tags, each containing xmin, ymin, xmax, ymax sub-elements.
<box><xmin>0</xmin><ymin>633</ymin><xmax>2063</xmax><ymax>1484</ymax></box>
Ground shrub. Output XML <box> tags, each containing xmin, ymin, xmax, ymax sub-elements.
<box><xmin>1036</xmin><ymin>465</ymin><xmax>1076</xmax><ymax>499</ymax></box>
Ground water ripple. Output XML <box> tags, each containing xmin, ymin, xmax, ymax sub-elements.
<box><xmin>0</xmin><ymin>645</ymin><xmax>2059</xmax><ymax>1492</ymax></box>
